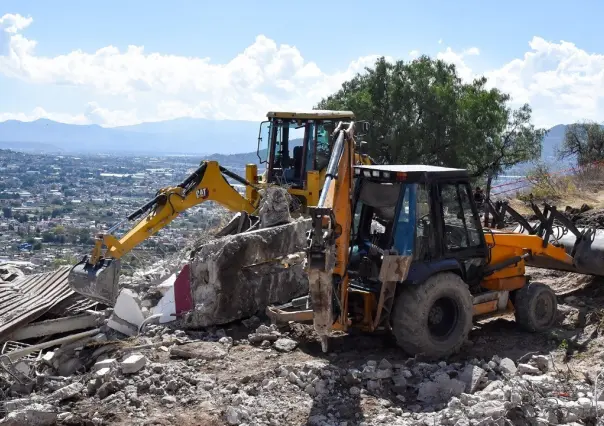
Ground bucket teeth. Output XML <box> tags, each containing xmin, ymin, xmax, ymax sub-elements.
<box><xmin>67</xmin><ymin>257</ymin><xmax>121</xmax><ymax>306</ymax></box>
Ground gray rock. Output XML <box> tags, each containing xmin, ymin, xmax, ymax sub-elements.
<box><xmin>273</xmin><ymin>338</ymin><xmax>297</xmax><ymax>352</ymax></box>
<box><xmin>375</xmin><ymin>368</ymin><xmax>393</xmax><ymax>379</ymax></box>
<box><xmin>219</xmin><ymin>336</ymin><xmax>234</xmax><ymax>345</ymax></box>
<box><xmin>378</xmin><ymin>359</ymin><xmax>392</xmax><ymax>370</ymax></box>
<box><xmin>530</xmin><ymin>355</ymin><xmax>549</xmax><ymax>372</ymax></box>
<box><xmin>499</xmin><ymin>358</ymin><xmax>517</xmax><ymax>375</ymax></box>
<box><xmin>517</xmin><ymin>363</ymin><xmax>540</xmax><ymax>375</ymax></box>
<box><xmin>248</xmin><ymin>332</ymin><xmax>280</xmax><ymax>344</ymax></box>
<box><xmin>225</xmin><ymin>406</ymin><xmax>247</xmax><ymax>425</ymax></box>
<box><xmin>161</xmin><ymin>395</ymin><xmax>177</xmax><ymax>405</ymax></box>
<box><xmin>417</xmin><ymin>373</ymin><xmax>466</xmax><ymax>404</ymax></box>
<box><xmin>460</xmin><ymin>365</ymin><xmax>486</xmax><ymax>394</ymax></box>
<box><xmin>304</xmin><ymin>384</ymin><xmax>317</xmax><ymax>396</ymax></box>
<box><xmin>93</xmin><ymin>358</ymin><xmax>118</xmax><ymax>372</ymax></box>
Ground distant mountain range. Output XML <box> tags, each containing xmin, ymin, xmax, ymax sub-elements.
<box><xmin>0</xmin><ymin>118</ymin><xmax>570</xmax><ymax>165</ymax></box>
<box><xmin>0</xmin><ymin>117</ymin><xmax>261</xmax><ymax>155</ymax></box>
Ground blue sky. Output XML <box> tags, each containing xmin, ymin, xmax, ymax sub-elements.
<box><xmin>0</xmin><ymin>0</ymin><xmax>603</xmax><ymax>128</ymax></box>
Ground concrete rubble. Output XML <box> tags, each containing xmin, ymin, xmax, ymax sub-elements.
<box><xmin>1</xmin><ymin>318</ymin><xmax>602</xmax><ymax>426</ymax></box>
<box><xmin>3</xmin><ymin>205</ymin><xmax>604</xmax><ymax>424</ymax></box>
<box><xmin>181</xmin><ymin>218</ymin><xmax>310</xmax><ymax>328</ymax></box>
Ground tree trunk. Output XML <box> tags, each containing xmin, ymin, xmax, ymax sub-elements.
<box><xmin>483</xmin><ymin>173</ymin><xmax>493</xmax><ymax>227</ymax></box>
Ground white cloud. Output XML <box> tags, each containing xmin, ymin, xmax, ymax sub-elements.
<box><xmin>0</xmin><ymin>107</ymin><xmax>88</xmax><ymax>125</ymax></box>
<box><xmin>0</xmin><ymin>15</ymin><xmax>384</xmax><ymax>125</ymax></box>
<box><xmin>0</xmin><ymin>14</ymin><xmax>603</xmax><ymax>129</ymax></box>
<box><xmin>0</xmin><ymin>14</ymin><xmax>32</xmax><ymax>34</ymax></box>
<box><xmin>436</xmin><ymin>47</ymin><xmax>478</xmax><ymax>81</ymax></box>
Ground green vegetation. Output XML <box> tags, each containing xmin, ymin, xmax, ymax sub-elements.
<box><xmin>317</xmin><ymin>56</ymin><xmax>545</xmax><ymax>198</ymax></box>
<box><xmin>558</xmin><ymin>121</ymin><xmax>604</xmax><ymax>166</ymax></box>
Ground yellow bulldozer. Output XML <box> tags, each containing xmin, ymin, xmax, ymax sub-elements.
<box><xmin>68</xmin><ymin>110</ymin><xmax>373</xmax><ymax>305</ymax></box>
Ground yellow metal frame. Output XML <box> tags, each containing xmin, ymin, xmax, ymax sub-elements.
<box><xmin>92</xmin><ymin>161</ymin><xmax>258</xmax><ymax>263</ymax></box>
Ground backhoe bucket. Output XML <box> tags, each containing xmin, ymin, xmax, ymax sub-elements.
<box><xmin>67</xmin><ymin>256</ymin><xmax>121</xmax><ymax>306</ymax></box>
<box><xmin>513</xmin><ymin>223</ymin><xmax>604</xmax><ymax>277</ymax></box>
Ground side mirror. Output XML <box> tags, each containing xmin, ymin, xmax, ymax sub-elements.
<box><xmin>357</xmin><ymin>121</ymin><xmax>370</xmax><ymax>133</ymax></box>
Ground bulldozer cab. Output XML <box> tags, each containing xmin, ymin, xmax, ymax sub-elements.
<box><xmin>348</xmin><ymin>165</ymin><xmax>488</xmax><ymax>289</ymax></box>
<box><xmin>257</xmin><ymin>110</ymin><xmax>356</xmax><ymax>188</ymax></box>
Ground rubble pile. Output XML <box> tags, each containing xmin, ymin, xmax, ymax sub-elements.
<box><xmin>1</xmin><ymin>316</ymin><xmax>603</xmax><ymax>426</ymax></box>
<box><xmin>3</xmin><ymin>214</ymin><xmax>604</xmax><ymax>424</ymax></box>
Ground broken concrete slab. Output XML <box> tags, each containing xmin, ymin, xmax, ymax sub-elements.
<box><xmin>169</xmin><ymin>341</ymin><xmax>227</xmax><ymax>360</ymax></box>
<box><xmin>180</xmin><ymin>218</ymin><xmax>310</xmax><ymax>328</ymax></box>
<box><xmin>8</xmin><ymin>312</ymin><xmax>105</xmax><ymax>341</ymax></box>
<box><xmin>121</xmin><ymin>353</ymin><xmax>147</xmax><ymax>374</ymax></box>
<box><xmin>50</xmin><ymin>382</ymin><xmax>84</xmax><ymax>402</ymax></box>
<box><xmin>107</xmin><ymin>289</ymin><xmax>146</xmax><ymax>336</ymax></box>
<box><xmin>0</xmin><ymin>403</ymin><xmax>57</xmax><ymax>426</ymax></box>
<box><xmin>93</xmin><ymin>358</ymin><xmax>118</xmax><ymax>372</ymax></box>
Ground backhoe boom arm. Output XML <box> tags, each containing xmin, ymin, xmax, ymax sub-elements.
<box><xmin>93</xmin><ymin>161</ymin><xmax>257</xmax><ymax>262</ymax></box>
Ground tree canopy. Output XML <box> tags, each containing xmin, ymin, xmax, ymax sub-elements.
<box><xmin>558</xmin><ymin>121</ymin><xmax>604</xmax><ymax>166</ymax></box>
<box><xmin>316</xmin><ymin>56</ymin><xmax>545</xmax><ymax>189</ymax></box>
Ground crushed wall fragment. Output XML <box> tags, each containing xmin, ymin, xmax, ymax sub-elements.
<box><xmin>177</xmin><ymin>218</ymin><xmax>311</xmax><ymax>328</ymax></box>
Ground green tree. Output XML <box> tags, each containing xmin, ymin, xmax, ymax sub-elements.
<box><xmin>2</xmin><ymin>207</ymin><xmax>11</xmax><ymax>218</ymax></box>
<box><xmin>558</xmin><ymin>121</ymin><xmax>604</xmax><ymax>166</ymax></box>
<box><xmin>316</xmin><ymin>55</ymin><xmax>544</xmax><ymax>193</ymax></box>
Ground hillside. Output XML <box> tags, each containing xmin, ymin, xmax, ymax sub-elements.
<box><xmin>0</xmin><ymin>118</ymin><xmax>260</xmax><ymax>155</ymax></box>
<box><xmin>0</xmin><ymin>117</ymin><xmax>570</xmax><ymax>163</ymax></box>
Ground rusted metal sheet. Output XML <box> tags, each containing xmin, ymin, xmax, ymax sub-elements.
<box><xmin>0</xmin><ymin>266</ymin><xmax>95</xmax><ymax>342</ymax></box>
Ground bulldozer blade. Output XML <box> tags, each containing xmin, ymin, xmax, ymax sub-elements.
<box><xmin>67</xmin><ymin>257</ymin><xmax>121</xmax><ymax>306</ymax></box>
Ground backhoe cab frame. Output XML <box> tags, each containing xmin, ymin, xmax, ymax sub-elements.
<box><xmin>269</xmin><ymin>164</ymin><xmax>584</xmax><ymax>358</ymax></box>
<box><xmin>257</xmin><ymin>110</ymin><xmax>371</xmax><ymax>210</ymax></box>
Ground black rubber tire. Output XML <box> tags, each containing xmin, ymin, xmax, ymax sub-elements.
<box><xmin>390</xmin><ymin>272</ymin><xmax>473</xmax><ymax>359</ymax></box>
<box><xmin>513</xmin><ymin>281</ymin><xmax>557</xmax><ymax>332</ymax></box>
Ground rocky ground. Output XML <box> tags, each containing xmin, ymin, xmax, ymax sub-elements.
<box><xmin>3</xmin><ymin>265</ymin><xmax>604</xmax><ymax>426</ymax></box>
<box><xmin>5</xmin><ymin>204</ymin><xmax>604</xmax><ymax>425</ymax></box>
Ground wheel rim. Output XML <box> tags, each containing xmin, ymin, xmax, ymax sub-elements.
<box><xmin>428</xmin><ymin>297</ymin><xmax>459</xmax><ymax>340</ymax></box>
<box><xmin>534</xmin><ymin>291</ymin><xmax>555</xmax><ymax>327</ymax></box>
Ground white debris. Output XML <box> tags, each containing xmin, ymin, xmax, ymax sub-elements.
<box><xmin>120</xmin><ymin>353</ymin><xmax>147</xmax><ymax>374</ymax></box>
<box><xmin>107</xmin><ymin>289</ymin><xmax>147</xmax><ymax>336</ymax></box>
<box><xmin>151</xmin><ymin>274</ymin><xmax>177</xmax><ymax>324</ymax></box>
<box><xmin>92</xmin><ymin>358</ymin><xmax>118</xmax><ymax>372</ymax></box>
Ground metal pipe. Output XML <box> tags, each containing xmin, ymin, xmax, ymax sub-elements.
<box><xmin>317</xmin><ymin>122</ymin><xmax>353</xmax><ymax>207</ymax></box>
<box><xmin>3</xmin><ymin>328</ymin><xmax>101</xmax><ymax>362</ymax></box>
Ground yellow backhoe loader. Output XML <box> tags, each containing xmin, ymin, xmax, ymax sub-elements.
<box><xmin>68</xmin><ymin>110</ymin><xmax>373</xmax><ymax>305</ymax></box>
<box><xmin>267</xmin><ymin>118</ymin><xmax>604</xmax><ymax>358</ymax></box>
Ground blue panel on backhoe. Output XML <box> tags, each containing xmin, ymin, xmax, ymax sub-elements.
<box><xmin>393</xmin><ymin>184</ymin><xmax>416</xmax><ymax>256</ymax></box>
